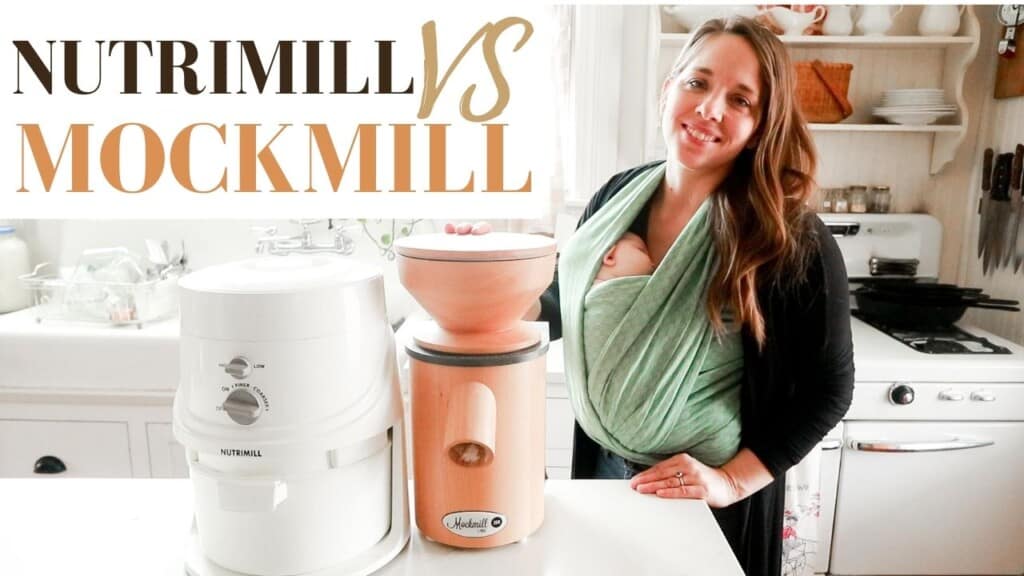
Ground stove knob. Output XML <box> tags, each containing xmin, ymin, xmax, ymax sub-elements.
<box><xmin>971</xmin><ymin>390</ymin><xmax>996</xmax><ymax>402</ymax></box>
<box><xmin>938</xmin><ymin>389</ymin><xmax>964</xmax><ymax>401</ymax></box>
<box><xmin>224</xmin><ymin>357</ymin><xmax>252</xmax><ymax>380</ymax></box>
<box><xmin>889</xmin><ymin>383</ymin><xmax>915</xmax><ymax>405</ymax></box>
<box><xmin>223</xmin><ymin>389</ymin><xmax>262</xmax><ymax>425</ymax></box>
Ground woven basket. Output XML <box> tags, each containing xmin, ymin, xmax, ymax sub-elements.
<box><xmin>794</xmin><ymin>60</ymin><xmax>854</xmax><ymax>123</ymax></box>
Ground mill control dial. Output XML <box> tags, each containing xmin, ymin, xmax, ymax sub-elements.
<box><xmin>223</xmin><ymin>388</ymin><xmax>262</xmax><ymax>425</ymax></box>
<box><xmin>224</xmin><ymin>356</ymin><xmax>253</xmax><ymax>379</ymax></box>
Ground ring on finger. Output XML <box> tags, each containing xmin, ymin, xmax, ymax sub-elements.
<box><xmin>674</xmin><ymin>471</ymin><xmax>684</xmax><ymax>488</ymax></box>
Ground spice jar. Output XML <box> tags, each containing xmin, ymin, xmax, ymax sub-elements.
<box><xmin>832</xmin><ymin>188</ymin><xmax>850</xmax><ymax>213</ymax></box>
<box><xmin>870</xmin><ymin>185</ymin><xmax>892</xmax><ymax>213</ymax></box>
<box><xmin>819</xmin><ymin>188</ymin><xmax>833</xmax><ymax>212</ymax></box>
<box><xmin>848</xmin><ymin>185</ymin><xmax>869</xmax><ymax>214</ymax></box>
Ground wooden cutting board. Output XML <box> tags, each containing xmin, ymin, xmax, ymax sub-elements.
<box><xmin>995</xmin><ymin>26</ymin><xmax>1024</xmax><ymax>99</ymax></box>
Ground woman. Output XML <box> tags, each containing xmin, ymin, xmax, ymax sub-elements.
<box><xmin>452</xmin><ymin>16</ymin><xmax>853</xmax><ymax>574</ymax></box>
<box><xmin>536</xmin><ymin>17</ymin><xmax>854</xmax><ymax>575</ymax></box>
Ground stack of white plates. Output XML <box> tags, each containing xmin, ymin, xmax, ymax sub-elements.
<box><xmin>873</xmin><ymin>89</ymin><xmax>957</xmax><ymax>125</ymax></box>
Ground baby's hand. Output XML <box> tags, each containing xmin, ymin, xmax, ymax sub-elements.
<box><xmin>444</xmin><ymin>222</ymin><xmax>492</xmax><ymax>235</ymax></box>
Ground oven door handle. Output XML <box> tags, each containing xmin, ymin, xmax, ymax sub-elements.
<box><xmin>849</xmin><ymin>438</ymin><xmax>995</xmax><ymax>453</ymax></box>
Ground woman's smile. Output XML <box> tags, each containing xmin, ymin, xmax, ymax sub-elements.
<box><xmin>682</xmin><ymin>122</ymin><xmax>723</xmax><ymax>144</ymax></box>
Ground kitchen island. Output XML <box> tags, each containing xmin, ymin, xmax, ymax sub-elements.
<box><xmin>0</xmin><ymin>478</ymin><xmax>742</xmax><ymax>576</ymax></box>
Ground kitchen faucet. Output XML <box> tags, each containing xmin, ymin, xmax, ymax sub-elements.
<box><xmin>253</xmin><ymin>219</ymin><xmax>358</xmax><ymax>256</ymax></box>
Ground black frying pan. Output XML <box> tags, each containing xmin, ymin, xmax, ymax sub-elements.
<box><xmin>854</xmin><ymin>289</ymin><xmax>1020</xmax><ymax>330</ymax></box>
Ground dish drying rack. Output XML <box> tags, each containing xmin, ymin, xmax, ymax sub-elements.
<box><xmin>20</xmin><ymin>242</ymin><xmax>187</xmax><ymax>328</ymax></box>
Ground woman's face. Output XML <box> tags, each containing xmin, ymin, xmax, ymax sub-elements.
<box><xmin>660</xmin><ymin>33</ymin><xmax>763</xmax><ymax>175</ymax></box>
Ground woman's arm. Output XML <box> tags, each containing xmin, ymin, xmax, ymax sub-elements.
<box><xmin>632</xmin><ymin>219</ymin><xmax>854</xmax><ymax>503</ymax></box>
<box><xmin>745</xmin><ymin>219</ymin><xmax>855</xmax><ymax>478</ymax></box>
<box><xmin>720</xmin><ymin>447</ymin><xmax>773</xmax><ymax>502</ymax></box>
<box><xmin>630</xmin><ymin>447</ymin><xmax>772</xmax><ymax>508</ymax></box>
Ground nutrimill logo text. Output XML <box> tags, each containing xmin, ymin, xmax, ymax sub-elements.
<box><xmin>6</xmin><ymin>6</ymin><xmax>549</xmax><ymax>218</ymax></box>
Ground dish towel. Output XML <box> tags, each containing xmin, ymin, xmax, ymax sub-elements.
<box><xmin>558</xmin><ymin>162</ymin><xmax>742</xmax><ymax>467</ymax></box>
<box><xmin>782</xmin><ymin>445</ymin><xmax>823</xmax><ymax>576</ymax></box>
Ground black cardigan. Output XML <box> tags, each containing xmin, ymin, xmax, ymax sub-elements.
<box><xmin>539</xmin><ymin>162</ymin><xmax>855</xmax><ymax>575</ymax></box>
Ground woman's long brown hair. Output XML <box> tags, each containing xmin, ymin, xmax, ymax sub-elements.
<box><xmin>665</xmin><ymin>17</ymin><xmax>819</xmax><ymax>348</ymax></box>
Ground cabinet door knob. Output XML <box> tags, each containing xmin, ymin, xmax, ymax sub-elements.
<box><xmin>33</xmin><ymin>455</ymin><xmax>67</xmax><ymax>475</ymax></box>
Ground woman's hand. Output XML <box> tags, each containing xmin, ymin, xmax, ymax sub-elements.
<box><xmin>443</xmin><ymin>221</ymin><xmax>492</xmax><ymax>235</ymax></box>
<box><xmin>629</xmin><ymin>453</ymin><xmax>741</xmax><ymax>509</ymax></box>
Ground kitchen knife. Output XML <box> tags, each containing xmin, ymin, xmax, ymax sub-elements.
<box><xmin>984</xmin><ymin>153</ymin><xmax>1013</xmax><ymax>274</ymax></box>
<box><xmin>978</xmin><ymin>148</ymin><xmax>994</xmax><ymax>259</ymax></box>
<box><xmin>1015</xmin><ymin>145</ymin><xmax>1024</xmax><ymax>273</ymax></box>
<box><xmin>1000</xmin><ymin>144</ymin><xmax>1023</xmax><ymax>268</ymax></box>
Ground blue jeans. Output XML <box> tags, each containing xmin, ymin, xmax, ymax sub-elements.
<box><xmin>593</xmin><ymin>448</ymin><xmax>650</xmax><ymax>479</ymax></box>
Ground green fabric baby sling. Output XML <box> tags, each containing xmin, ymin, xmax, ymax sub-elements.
<box><xmin>559</xmin><ymin>163</ymin><xmax>743</xmax><ymax>467</ymax></box>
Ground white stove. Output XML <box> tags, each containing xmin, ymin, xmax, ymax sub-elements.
<box><xmin>816</xmin><ymin>214</ymin><xmax>1024</xmax><ymax>576</ymax></box>
<box><xmin>849</xmin><ymin>315</ymin><xmax>1024</xmax><ymax>383</ymax></box>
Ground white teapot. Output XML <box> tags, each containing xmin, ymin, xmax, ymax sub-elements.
<box><xmin>856</xmin><ymin>5</ymin><xmax>903</xmax><ymax>36</ymax></box>
<box><xmin>767</xmin><ymin>6</ymin><xmax>827</xmax><ymax>36</ymax></box>
<box><xmin>663</xmin><ymin>5</ymin><xmax>760</xmax><ymax>32</ymax></box>
<box><xmin>918</xmin><ymin>5</ymin><xmax>963</xmax><ymax>36</ymax></box>
<box><xmin>822</xmin><ymin>5</ymin><xmax>855</xmax><ymax>36</ymax></box>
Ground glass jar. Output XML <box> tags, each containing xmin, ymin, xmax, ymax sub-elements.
<box><xmin>0</xmin><ymin>226</ymin><xmax>32</xmax><ymax>313</ymax></box>
<box><xmin>848</xmin><ymin>185</ymin><xmax>869</xmax><ymax>214</ymax></box>
<box><xmin>832</xmin><ymin>187</ymin><xmax>850</xmax><ymax>213</ymax></box>
<box><xmin>870</xmin><ymin>185</ymin><xmax>892</xmax><ymax>213</ymax></box>
<box><xmin>819</xmin><ymin>188</ymin><xmax>833</xmax><ymax>212</ymax></box>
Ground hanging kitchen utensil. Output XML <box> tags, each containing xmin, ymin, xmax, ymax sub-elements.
<box><xmin>978</xmin><ymin>148</ymin><xmax>994</xmax><ymax>259</ymax></box>
<box><xmin>1016</xmin><ymin>148</ymin><xmax>1024</xmax><ymax>272</ymax></box>
<box><xmin>995</xmin><ymin>5</ymin><xmax>1024</xmax><ymax>98</ymax></box>
<box><xmin>1001</xmin><ymin>144</ymin><xmax>1024</xmax><ymax>269</ymax></box>
<box><xmin>997</xmin><ymin>5</ymin><xmax>1019</xmax><ymax>57</ymax></box>
<box><xmin>984</xmin><ymin>153</ymin><xmax>1013</xmax><ymax>275</ymax></box>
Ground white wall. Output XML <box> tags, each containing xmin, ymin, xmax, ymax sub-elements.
<box><xmin>4</xmin><ymin>218</ymin><xmax>472</xmax><ymax>325</ymax></box>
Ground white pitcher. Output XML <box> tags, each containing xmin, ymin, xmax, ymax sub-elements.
<box><xmin>856</xmin><ymin>5</ymin><xmax>903</xmax><ymax>36</ymax></box>
<box><xmin>767</xmin><ymin>6</ymin><xmax>826</xmax><ymax>36</ymax></box>
<box><xmin>822</xmin><ymin>5</ymin><xmax>855</xmax><ymax>36</ymax></box>
<box><xmin>918</xmin><ymin>5</ymin><xmax>963</xmax><ymax>36</ymax></box>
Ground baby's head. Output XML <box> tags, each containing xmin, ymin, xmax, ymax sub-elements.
<box><xmin>595</xmin><ymin>232</ymin><xmax>655</xmax><ymax>282</ymax></box>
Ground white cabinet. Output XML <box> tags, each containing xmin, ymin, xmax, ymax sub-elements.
<box><xmin>0</xmin><ymin>390</ymin><xmax>177</xmax><ymax>478</ymax></box>
<box><xmin>0</xmin><ymin>420</ymin><xmax>132</xmax><ymax>477</ymax></box>
<box><xmin>146</xmin><ymin>422</ymin><xmax>189</xmax><ymax>478</ymax></box>
<box><xmin>545</xmin><ymin>339</ymin><xmax>575</xmax><ymax>479</ymax></box>
<box><xmin>545</xmin><ymin>396</ymin><xmax>574</xmax><ymax>479</ymax></box>
<box><xmin>815</xmin><ymin>423</ymin><xmax>844</xmax><ymax>575</ymax></box>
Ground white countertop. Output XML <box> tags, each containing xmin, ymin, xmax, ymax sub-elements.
<box><xmin>0</xmin><ymin>479</ymin><xmax>742</xmax><ymax>576</ymax></box>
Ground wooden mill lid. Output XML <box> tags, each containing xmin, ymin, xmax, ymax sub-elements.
<box><xmin>394</xmin><ymin>233</ymin><xmax>556</xmax><ymax>262</ymax></box>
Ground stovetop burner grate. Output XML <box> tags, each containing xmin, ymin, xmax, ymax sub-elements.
<box><xmin>853</xmin><ymin>312</ymin><xmax>1012</xmax><ymax>355</ymax></box>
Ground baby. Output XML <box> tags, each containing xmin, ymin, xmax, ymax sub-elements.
<box><xmin>584</xmin><ymin>231</ymin><xmax>656</xmax><ymax>380</ymax></box>
<box><xmin>594</xmin><ymin>232</ymin><xmax>655</xmax><ymax>283</ymax></box>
